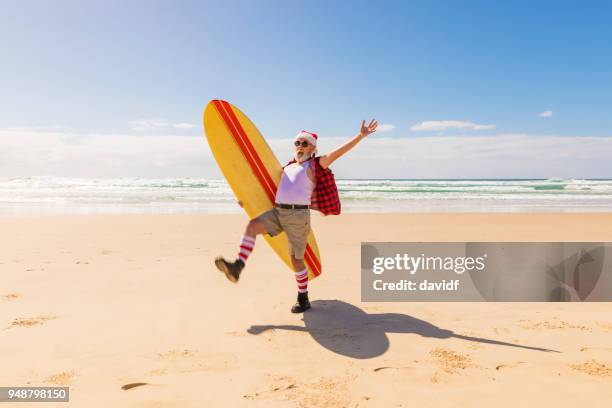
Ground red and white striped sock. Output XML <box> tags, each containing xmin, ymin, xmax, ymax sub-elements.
<box><xmin>237</xmin><ymin>235</ymin><xmax>256</xmax><ymax>263</ymax></box>
<box><xmin>295</xmin><ymin>268</ymin><xmax>308</xmax><ymax>293</ymax></box>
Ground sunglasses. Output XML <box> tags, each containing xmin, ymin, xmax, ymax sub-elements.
<box><xmin>294</xmin><ymin>140</ymin><xmax>310</xmax><ymax>147</ymax></box>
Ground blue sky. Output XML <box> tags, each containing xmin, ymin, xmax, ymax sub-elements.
<box><xmin>1</xmin><ymin>0</ymin><xmax>611</xmax><ymax>178</ymax></box>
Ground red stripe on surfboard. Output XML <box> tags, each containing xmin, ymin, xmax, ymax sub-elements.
<box><xmin>213</xmin><ymin>101</ymin><xmax>275</xmax><ymax>202</ymax></box>
<box><xmin>212</xmin><ymin>100</ymin><xmax>321</xmax><ymax>277</ymax></box>
<box><xmin>220</xmin><ymin>101</ymin><xmax>278</xmax><ymax>202</ymax></box>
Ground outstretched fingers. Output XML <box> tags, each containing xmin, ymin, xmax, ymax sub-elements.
<box><xmin>360</xmin><ymin>118</ymin><xmax>378</xmax><ymax>136</ymax></box>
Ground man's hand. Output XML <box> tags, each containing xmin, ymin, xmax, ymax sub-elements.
<box><xmin>359</xmin><ymin>119</ymin><xmax>378</xmax><ymax>138</ymax></box>
<box><xmin>318</xmin><ymin>117</ymin><xmax>378</xmax><ymax>169</ymax></box>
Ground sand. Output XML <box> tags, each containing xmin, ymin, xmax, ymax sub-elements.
<box><xmin>1</xmin><ymin>213</ymin><xmax>612</xmax><ymax>407</ymax></box>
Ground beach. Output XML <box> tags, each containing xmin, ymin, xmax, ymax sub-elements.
<box><xmin>4</xmin><ymin>0</ymin><xmax>612</xmax><ymax>406</ymax></box>
<box><xmin>2</xmin><ymin>213</ymin><xmax>612</xmax><ymax>407</ymax></box>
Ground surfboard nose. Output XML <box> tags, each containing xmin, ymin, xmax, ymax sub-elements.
<box><xmin>204</xmin><ymin>100</ymin><xmax>227</xmax><ymax>117</ymax></box>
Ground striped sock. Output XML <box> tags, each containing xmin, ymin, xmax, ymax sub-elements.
<box><xmin>295</xmin><ymin>268</ymin><xmax>308</xmax><ymax>293</ymax></box>
<box><xmin>237</xmin><ymin>235</ymin><xmax>256</xmax><ymax>263</ymax></box>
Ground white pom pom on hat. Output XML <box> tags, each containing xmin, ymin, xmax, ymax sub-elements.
<box><xmin>295</xmin><ymin>130</ymin><xmax>318</xmax><ymax>146</ymax></box>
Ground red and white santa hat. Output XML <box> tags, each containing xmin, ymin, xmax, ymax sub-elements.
<box><xmin>295</xmin><ymin>130</ymin><xmax>318</xmax><ymax>146</ymax></box>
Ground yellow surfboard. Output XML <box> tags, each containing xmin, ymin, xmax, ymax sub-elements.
<box><xmin>203</xmin><ymin>100</ymin><xmax>322</xmax><ymax>279</ymax></box>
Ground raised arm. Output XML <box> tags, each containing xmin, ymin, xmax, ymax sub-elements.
<box><xmin>318</xmin><ymin>119</ymin><xmax>378</xmax><ymax>169</ymax></box>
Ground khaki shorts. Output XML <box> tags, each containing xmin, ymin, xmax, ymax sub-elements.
<box><xmin>255</xmin><ymin>207</ymin><xmax>311</xmax><ymax>259</ymax></box>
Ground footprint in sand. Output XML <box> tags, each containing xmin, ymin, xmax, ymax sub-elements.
<box><xmin>518</xmin><ymin>318</ymin><xmax>591</xmax><ymax>331</ymax></box>
<box><xmin>7</xmin><ymin>315</ymin><xmax>58</xmax><ymax>329</ymax></box>
<box><xmin>45</xmin><ymin>370</ymin><xmax>75</xmax><ymax>386</ymax></box>
<box><xmin>226</xmin><ymin>331</ymin><xmax>248</xmax><ymax>337</ymax></box>
<box><xmin>147</xmin><ymin>349</ymin><xmax>237</xmax><ymax>376</ymax></box>
<box><xmin>157</xmin><ymin>349</ymin><xmax>196</xmax><ymax>359</ymax></box>
<box><xmin>495</xmin><ymin>362</ymin><xmax>526</xmax><ymax>370</ymax></box>
<box><xmin>147</xmin><ymin>349</ymin><xmax>198</xmax><ymax>376</ymax></box>
<box><xmin>580</xmin><ymin>346</ymin><xmax>612</xmax><ymax>352</ymax></box>
<box><xmin>244</xmin><ymin>374</ymin><xmax>354</xmax><ymax>407</ymax></box>
<box><xmin>570</xmin><ymin>360</ymin><xmax>612</xmax><ymax>377</ymax></box>
<box><xmin>429</xmin><ymin>348</ymin><xmax>475</xmax><ymax>374</ymax></box>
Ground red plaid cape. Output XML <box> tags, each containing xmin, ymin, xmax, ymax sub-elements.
<box><xmin>283</xmin><ymin>156</ymin><xmax>341</xmax><ymax>216</ymax></box>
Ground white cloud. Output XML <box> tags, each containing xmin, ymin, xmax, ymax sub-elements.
<box><xmin>0</xmin><ymin>128</ymin><xmax>215</xmax><ymax>178</ymax></box>
<box><xmin>274</xmin><ymin>133</ymin><xmax>612</xmax><ymax>178</ymax></box>
<box><xmin>1</xmin><ymin>128</ymin><xmax>611</xmax><ymax>179</ymax></box>
<box><xmin>130</xmin><ymin>119</ymin><xmax>196</xmax><ymax>131</ymax></box>
<box><xmin>6</xmin><ymin>125</ymin><xmax>67</xmax><ymax>131</ymax></box>
<box><xmin>376</xmin><ymin>124</ymin><xmax>396</xmax><ymax>132</ymax></box>
<box><xmin>410</xmin><ymin>120</ymin><xmax>496</xmax><ymax>132</ymax></box>
<box><xmin>173</xmin><ymin>123</ymin><xmax>197</xmax><ymax>129</ymax></box>
<box><xmin>130</xmin><ymin>118</ymin><xmax>168</xmax><ymax>131</ymax></box>
<box><xmin>539</xmin><ymin>110</ymin><xmax>553</xmax><ymax>118</ymax></box>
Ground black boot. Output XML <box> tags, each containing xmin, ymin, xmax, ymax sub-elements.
<box><xmin>214</xmin><ymin>257</ymin><xmax>244</xmax><ymax>283</ymax></box>
<box><xmin>291</xmin><ymin>292</ymin><xmax>311</xmax><ymax>313</ymax></box>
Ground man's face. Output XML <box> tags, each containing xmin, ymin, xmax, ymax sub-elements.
<box><xmin>294</xmin><ymin>138</ymin><xmax>314</xmax><ymax>161</ymax></box>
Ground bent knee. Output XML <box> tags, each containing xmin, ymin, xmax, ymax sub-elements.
<box><xmin>291</xmin><ymin>257</ymin><xmax>306</xmax><ymax>270</ymax></box>
<box><xmin>246</xmin><ymin>219</ymin><xmax>265</xmax><ymax>235</ymax></box>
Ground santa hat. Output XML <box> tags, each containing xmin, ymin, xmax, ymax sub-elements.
<box><xmin>295</xmin><ymin>130</ymin><xmax>318</xmax><ymax>146</ymax></box>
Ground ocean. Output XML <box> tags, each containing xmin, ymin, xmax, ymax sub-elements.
<box><xmin>0</xmin><ymin>177</ymin><xmax>611</xmax><ymax>215</ymax></box>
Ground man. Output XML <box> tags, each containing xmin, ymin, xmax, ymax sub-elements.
<box><xmin>215</xmin><ymin>119</ymin><xmax>378</xmax><ymax>313</ymax></box>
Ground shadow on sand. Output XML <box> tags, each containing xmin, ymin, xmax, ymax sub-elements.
<box><xmin>247</xmin><ymin>300</ymin><xmax>559</xmax><ymax>359</ymax></box>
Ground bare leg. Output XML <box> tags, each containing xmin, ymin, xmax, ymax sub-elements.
<box><xmin>244</xmin><ymin>219</ymin><xmax>267</xmax><ymax>237</ymax></box>
<box><xmin>290</xmin><ymin>254</ymin><xmax>306</xmax><ymax>272</ymax></box>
